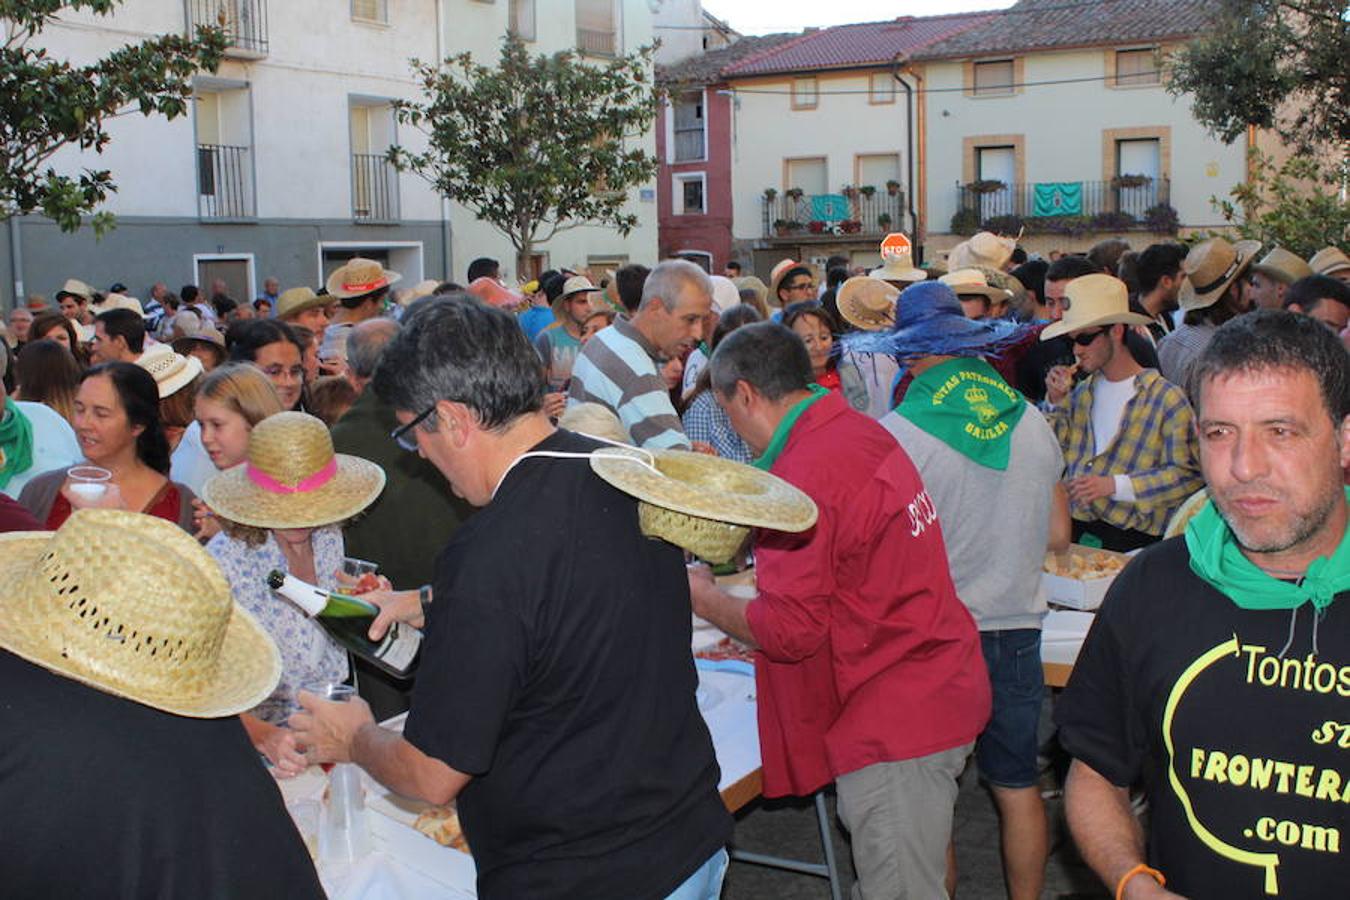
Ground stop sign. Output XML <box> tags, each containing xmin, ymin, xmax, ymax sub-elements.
<box><xmin>879</xmin><ymin>232</ymin><xmax>912</xmax><ymax>257</ymax></box>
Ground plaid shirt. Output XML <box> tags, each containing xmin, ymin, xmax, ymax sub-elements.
<box><xmin>1047</xmin><ymin>369</ymin><xmax>1202</xmax><ymax>536</ymax></box>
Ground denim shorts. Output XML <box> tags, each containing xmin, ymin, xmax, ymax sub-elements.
<box><xmin>975</xmin><ymin>628</ymin><xmax>1045</xmax><ymax>789</ymax></box>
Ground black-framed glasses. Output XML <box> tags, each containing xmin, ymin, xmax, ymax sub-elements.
<box><xmin>1071</xmin><ymin>328</ymin><xmax>1108</xmax><ymax>347</ymax></box>
<box><xmin>390</xmin><ymin>404</ymin><xmax>437</xmax><ymax>452</ymax></box>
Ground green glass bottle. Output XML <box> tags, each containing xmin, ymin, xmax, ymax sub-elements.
<box><xmin>266</xmin><ymin>570</ymin><xmax>420</xmax><ymax>679</ymax></box>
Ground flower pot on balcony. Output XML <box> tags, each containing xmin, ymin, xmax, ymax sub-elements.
<box><xmin>885</xmin><ymin>180</ymin><xmax>901</xmax><ymax>196</ymax></box>
<box><xmin>785</xmin><ymin>187</ymin><xmax>804</xmax><ymax>201</ymax></box>
<box><xmin>807</xmin><ymin>220</ymin><xmax>827</xmax><ymax>234</ymax></box>
<box><xmin>859</xmin><ymin>185</ymin><xmax>876</xmax><ymax>198</ymax></box>
<box><xmin>967</xmin><ymin>179</ymin><xmax>1006</xmax><ymax>195</ymax></box>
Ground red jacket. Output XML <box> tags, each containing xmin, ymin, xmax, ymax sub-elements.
<box><xmin>746</xmin><ymin>392</ymin><xmax>991</xmax><ymax>797</ymax></box>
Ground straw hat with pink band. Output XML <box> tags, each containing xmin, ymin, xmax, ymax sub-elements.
<box><xmin>201</xmin><ymin>411</ymin><xmax>385</xmax><ymax>529</ymax></box>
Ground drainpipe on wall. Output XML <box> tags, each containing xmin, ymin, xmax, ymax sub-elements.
<box><xmin>435</xmin><ymin>0</ymin><xmax>451</xmax><ymax>279</ymax></box>
<box><xmin>891</xmin><ymin>57</ymin><xmax>920</xmax><ymax>263</ymax></box>
<box><xmin>8</xmin><ymin>217</ymin><xmax>23</xmax><ymax>310</ymax></box>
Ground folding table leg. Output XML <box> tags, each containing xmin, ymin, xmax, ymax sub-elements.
<box><xmin>813</xmin><ymin>791</ymin><xmax>844</xmax><ymax>900</ymax></box>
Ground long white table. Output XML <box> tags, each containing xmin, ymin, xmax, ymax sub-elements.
<box><xmin>277</xmin><ymin>664</ymin><xmax>761</xmax><ymax>899</ymax></box>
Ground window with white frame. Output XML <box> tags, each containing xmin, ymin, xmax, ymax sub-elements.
<box><xmin>973</xmin><ymin>59</ymin><xmax>1015</xmax><ymax>96</ymax></box>
<box><xmin>869</xmin><ymin>72</ymin><xmax>895</xmax><ymax>104</ymax></box>
<box><xmin>509</xmin><ymin>0</ymin><xmax>536</xmax><ymax>41</ymax></box>
<box><xmin>671</xmin><ymin>91</ymin><xmax>705</xmax><ymax>163</ymax></box>
<box><xmin>1115</xmin><ymin>48</ymin><xmax>1159</xmax><ymax>86</ymax></box>
<box><xmin>791</xmin><ymin>76</ymin><xmax>818</xmax><ymax>109</ymax></box>
<box><xmin>351</xmin><ymin>0</ymin><xmax>388</xmax><ymax>24</ymax></box>
<box><xmin>673</xmin><ymin>172</ymin><xmax>706</xmax><ymax>215</ymax></box>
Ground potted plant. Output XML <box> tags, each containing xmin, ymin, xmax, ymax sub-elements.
<box><xmin>808</xmin><ymin>220</ymin><xmax>826</xmax><ymax>234</ymax></box>
<box><xmin>1111</xmin><ymin>173</ymin><xmax>1153</xmax><ymax>189</ymax></box>
<box><xmin>885</xmin><ymin>179</ymin><xmax>901</xmax><ymax>196</ymax></box>
<box><xmin>763</xmin><ymin>187</ymin><xmax>778</xmax><ymax>202</ymax></box>
<box><xmin>948</xmin><ymin>208</ymin><xmax>978</xmax><ymax>235</ymax></box>
<box><xmin>785</xmin><ymin>187</ymin><xmax>805</xmax><ymax>201</ymax></box>
<box><xmin>1144</xmin><ymin>203</ymin><xmax>1180</xmax><ymax>234</ymax></box>
<box><xmin>840</xmin><ymin>184</ymin><xmax>857</xmax><ymax>200</ymax></box>
<box><xmin>841</xmin><ymin>219</ymin><xmax>863</xmax><ymax>234</ymax></box>
<box><xmin>877</xmin><ymin>211</ymin><xmax>893</xmax><ymax>230</ymax></box>
<box><xmin>967</xmin><ymin>179</ymin><xmax>1006</xmax><ymax>195</ymax></box>
<box><xmin>859</xmin><ymin>185</ymin><xmax>877</xmax><ymax>198</ymax></box>
<box><xmin>773</xmin><ymin>218</ymin><xmax>791</xmax><ymax>235</ymax></box>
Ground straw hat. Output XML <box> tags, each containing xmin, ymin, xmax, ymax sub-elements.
<box><xmin>170</xmin><ymin>312</ymin><xmax>226</xmax><ymax>351</ymax></box>
<box><xmin>1250</xmin><ymin>247</ymin><xmax>1313</xmax><ymax>285</ymax></box>
<box><xmin>560</xmin><ymin>275</ymin><xmax>602</xmax><ymax>299</ymax></box>
<box><xmin>202</xmin><ymin>411</ymin><xmax>386</xmax><ymax>529</ymax></box>
<box><xmin>1308</xmin><ymin>246</ymin><xmax>1350</xmax><ymax>278</ymax></box>
<box><xmin>733</xmin><ymin>276</ymin><xmax>769</xmax><ymax>310</ymax></box>
<box><xmin>1040</xmin><ymin>274</ymin><xmax>1151</xmax><ymax>340</ymax></box>
<box><xmin>837</xmin><ymin>277</ymin><xmax>899</xmax><ymax>332</ymax></box>
<box><xmin>0</xmin><ymin>510</ymin><xmax>281</xmax><ymax>718</ymax></box>
<box><xmin>558</xmin><ymin>403</ymin><xmax>629</xmax><ymax>444</ymax></box>
<box><xmin>137</xmin><ymin>343</ymin><xmax>204</xmax><ymax>398</ymax></box>
<box><xmin>55</xmin><ymin>278</ymin><xmax>93</xmax><ymax>303</ymax></box>
<box><xmin>869</xmin><ymin>250</ymin><xmax>928</xmax><ymax>284</ymax></box>
<box><xmin>948</xmin><ymin>231</ymin><xmax>1017</xmax><ymax>271</ymax></box>
<box><xmin>768</xmin><ymin>259</ymin><xmax>815</xmax><ymax>304</ymax></box>
<box><xmin>590</xmin><ymin>447</ymin><xmax>818</xmax><ymax>564</ymax></box>
<box><xmin>326</xmin><ymin>257</ymin><xmax>402</xmax><ymax>300</ymax></box>
<box><xmin>402</xmin><ymin>279</ymin><xmax>440</xmax><ymax>305</ymax></box>
<box><xmin>939</xmin><ymin>268</ymin><xmax>1014</xmax><ymax>303</ymax></box>
<box><xmin>1179</xmin><ymin>238</ymin><xmax>1261</xmax><ymax>312</ymax></box>
<box><xmin>709</xmin><ymin>275</ymin><xmax>741</xmax><ymax>314</ymax></box>
<box><xmin>275</xmin><ymin>287</ymin><xmax>329</xmax><ymax>321</ymax></box>
<box><xmin>90</xmin><ymin>292</ymin><xmax>146</xmax><ymax>317</ymax></box>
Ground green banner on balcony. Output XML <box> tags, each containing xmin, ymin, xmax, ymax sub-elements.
<box><xmin>1032</xmin><ymin>182</ymin><xmax>1082</xmax><ymax>217</ymax></box>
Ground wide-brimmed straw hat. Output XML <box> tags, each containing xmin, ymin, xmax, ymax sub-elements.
<box><xmin>837</xmin><ymin>276</ymin><xmax>899</xmax><ymax>332</ymax></box>
<box><xmin>733</xmin><ymin>276</ymin><xmax>769</xmax><ymax>310</ymax></box>
<box><xmin>0</xmin><ymin>510</ymin><xmax>281</xmax><ymax>718</ymax></box>
<box><xmin>170</xmin><ymin>312</ymin><xmax>227</xmax><ymax>353</ymax></box>
<box><xmin>948</xmin><ymin>231</ymin><xmax>1017</xmax><ymax>271</ymax></box>
<box><xmin>846</xmin><ymin>281</ymin><xmax>1030</xmax><ymax>361</ymax></box>
<box><xmin>137</xmin><ymin>343</ymin><xmax>204</xmax><ymax>398</ymax></box>
<box><xmin>1179</xmin><ymin>238</ymin><xmax>1261</xmax><ymax>311</ymax></box>
<box><xmin>90</xmin><ymin>292</ymin><xmax>146</xmax><ymax>318</ymax></box>
<box><xmin>869</xmin><ymin>251</ymin><xmax>927</xmax><ymax>284</ymax></box>
<box><xmin>939</xmin><ymin>268</ymin><xmax>1014</xmax><ymax>303</ymax></box>
<box><xmin>1307</xmin><ymin>246</ymin><xmax>1349</xmax><ymax>278</ymax></box>
<box><xmin>590</xmin><ymin>447</ymin><xmax>817</xmax><ymax>564</ymax></box>
<box><xmin>560</xmin><ymin>275</ymin><xmax>602</xmax><ymax>299</ymax></box>
<box><xmin>55</xmin><ymin>278</ymin><xmax>93</xmax><ymax>303</ymax></box>
<box><xmin>325</xmin><ymin>258</ymin><xmax>402</xmax><ymax>300</ymax></box>
<box><xmin>275</xmin><ymin>286</ymin><xmax>329</xmax><ymax>321</ymax></box>
<box><xmin>202</xmin><ymin>411</ymin><xmax>386</xmax><ymax>529</ymax></box>
<box><xmin>1250</xmin><ymin>247</ymin><xmax>1313</xmax><ymax>285</ymax></box>
<box><xmin>1041</xmin><ymin>274</ymin><xmax>1151</xmax><ymax>340</ymax></box>
<box><xmin>400</xmin><ymin>279</ymin><xmax>441</xmax><ymax>306</ymax></box>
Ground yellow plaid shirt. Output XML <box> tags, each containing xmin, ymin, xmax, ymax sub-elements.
<box><xmin>1047</xmin><ymin>369</ymin><xmax>1203</xmax><ymax>536</ymax></box>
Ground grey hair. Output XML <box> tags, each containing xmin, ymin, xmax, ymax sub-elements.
<box><xmin>709</xmin><ymin>322</ymin><xmax>814</xmax><ymax>402</ymax></box>
<box><xmin>346</xmin><ymin>318</ymin><xmax>400</xmax><ymax>379</ymax></box>
<box><xmin>638</xmin><ymin>259</ymin><xmax>713</xmax><ymax>313</ymax></box>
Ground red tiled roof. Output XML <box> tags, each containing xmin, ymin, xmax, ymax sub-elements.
<box><xmin>656</xmin><ymin>33</ymin><xmax>798</xmax><ymax>86</ymax></box>
<box><xmin>722</xmin><ymin>13</ymin><xmax>1000</xmax><ymax>76</ymax></box>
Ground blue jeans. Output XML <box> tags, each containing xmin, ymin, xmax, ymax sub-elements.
<box><xmin>975</xmin><ymin>628</ymin><xmax>1045</xmax><ymax>789</ymax></box>
<box><xmin>664</xmin><ymin>848</ymin><xmax>729</xmax><ymax>900</ymax></box>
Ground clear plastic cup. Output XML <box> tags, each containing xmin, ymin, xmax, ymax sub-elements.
<box><xmin>341</xmin><ymin>557</ymin><xmax>379</xmax><ymax>578</ymax></box>
<box><xmin>66</xmin><ymin>465</ymin><xmax>112</xmax><ymax>508</ymax></box>
<box><xmin>301</xmin><ymin>682</ymin><xmax>356</xmax><ymax>703</ymax></box>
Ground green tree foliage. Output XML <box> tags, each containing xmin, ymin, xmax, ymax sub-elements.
<box><xmin>0</xmin><ymin>1</ymin><xmax>225</xmax><ymax>233</ymax></box>
<box><xmin>1167</xmin><ymin>0</ymin><xmax>1349</xmax><ymax>149</ymax></box>
<box><xmin>391</xmin><ymin>35</ymin><xmax>659</xmax><ymax>272</ymax></box>
<box><xmin>1211</xmin><ymin>149</ymin><xmax>1350</xmax><ymax>256</ymax></box>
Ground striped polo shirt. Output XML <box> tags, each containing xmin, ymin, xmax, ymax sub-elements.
<box><xmin>568</xmin><ymin>317</ymin><xmax>690</xmax><ymax>449</ymax></box>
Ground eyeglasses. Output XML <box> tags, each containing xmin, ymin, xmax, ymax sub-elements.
<box><xmin>1071</xmin><ymin>328</ymin><xmax>1108</xmax><ymax>347</ymax></box>
<box><xmin>261</xmin><ymin>364</ymin><xmax>306</xmax><ymax>381</ymax></box>
<box><xmin>390</xmin><ymin>404</ymin><xmax>437</xmax><ymax>452</ymax></box>
<box><xmin>784</xmin><ymin>281</ymin><xmax>814</xmax><ymax>292</ymax></box>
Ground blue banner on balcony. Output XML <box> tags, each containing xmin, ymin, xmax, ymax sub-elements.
<box><xmin>1032</xmin><ymin>182</ymin><xmax>1082</xmax><ymax>217</ymax></box>
<box><xmin>811</xmin><ymin>194</ymin><xmax>851</xmax><ymax>223</ymax></box>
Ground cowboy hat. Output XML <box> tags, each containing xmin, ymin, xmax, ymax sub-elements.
<box><xmin>869</xmin><ymin>250</ymin><xmax>928</xmax><ymax>284</ymax></box>
<box><xmin>55</xmin><ymin>278</ymin><xmax>93</xmax><ymax>303</ymax></box>
<box><xmin>202</xmin><ymin>411</ymin><xmax>386</xmax><ymax>529</ymax></box>
<box><xmin>768</xmin><ymin>259</ymin><xmax>816</xmax><ymax>305</ymax></box>
<box><xmin>846</xmin><ymin>281</ymin><xmax>1030</xmax><ymax>360</ymax></box>
<box><xmin>939</xmin><ymin>268</ymin><xmax>1014</xmax><ymax>303</ymax></box>
<box><xmin>0</xmin><ymin>510</ymin><xmax>281</xmax><ymax>718</ymax></box>
<box><xmin>560</xmin><ymin>275</ymin><xmax>602</xmax><ymax>299</ymax></box>
<box><xmin>589</xmin><ymin>447</ymin><xmax>818</xmax><ymax>564</ymax></box>
<box><xmin>136</xmin><ymin>343</ymin><xmax>204</xmax><ymax>399</ymax></box>
<box><xmin>1040</xmin><ymin>274</ymin><xmax>1151</xmax><ymax>340</ymax></box>
<box><xmin>837</xmin><ymin>276</ymin><xmax>899</xmax><ymax>332</ymax></box>
<box><xmin>1179</xmin><ymin>238</ymin><xmax>1261</xmax><ymax>312</ymax></box>
<box><xmin>1308</xmin><ymin>246</ymin><xmax>1350</xmax><ymax>278</ymax></box>
<box><xmin>947</xmin><ymin>231</ymin><xmax>1017</xmax><ymax>272</ymax></box>
<box><xmin>274</xmin><ymin>287</ymin><xmax>330</xmax><ymax>321</ymax></box>
<box><xmin>1250</xmin><ymin>247</ymin><xmax>1313</xmax><ymax>285</ymax></box>
<box><xmin>325</xmin><ymin>258</ymin><xmax>402</xmax><ymax>300</ymax></box>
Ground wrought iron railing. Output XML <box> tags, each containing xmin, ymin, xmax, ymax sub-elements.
<box><xmin>953</xmin><ymin>178</ymin><xmax>1173</xmax><ymax>232</ymax></box>
<box><xmin>352</xmin><ymin>153</ymin><xmax>399</xmax><ymax>222</ymax></box>
<box><xmin>577</xmin><ymin>27</ymin><xmax>616</xmax><ymax>56</ymax></box>
<box><xmin>188</xmin><ymin>0</ymin><xmax>268</xmax><ymax>56</ymax></box>
<box><xmin>197</xmin><ymin>144</ymin><xmax>254</xmax><ymax>219</ymax></box>
<box><xmin>761</xmin><ymin>191</ymin><xmax>906</xmax><ymax>239</ymax></box>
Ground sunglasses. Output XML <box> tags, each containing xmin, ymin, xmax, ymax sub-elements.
<box><xmin>1071</xmin><ymin>328</ymin><xmax>1108</xmax><ymax>347</ymax></box>
<box><xmin>390</xmin><ymin>404</ymin><xmax>437</xmax><ymax>452</ymax></box>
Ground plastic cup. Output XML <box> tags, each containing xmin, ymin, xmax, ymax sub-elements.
<box><xmin>341</xmin><ymin>557</ymin><xmax>379</xmax><ymax>578</ymax></box>
<box><xmin>66</xmin><ymin>466</ymin><xmax>112</xmax><ymax>507</ymax></box>
<box><xmin>301</xmin><ymin>682</ymin><xmax>356</xmax><ymax>703</ymax></box>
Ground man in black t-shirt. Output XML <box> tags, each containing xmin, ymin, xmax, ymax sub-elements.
<box><xmin>293</xmin><ymin>295</ymin><xmax>731</xmax><ymax>900</ymax></box>
<box><xmin>1056</xmin><ymin>311</ymin><xmax>1350</xmax><ymax>899</ymax></box>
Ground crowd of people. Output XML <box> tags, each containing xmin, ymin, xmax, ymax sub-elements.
<box><xmin>0</xmin><ymin>233</ymin><xmax>1346</xmax><ymax>900</ymax></box>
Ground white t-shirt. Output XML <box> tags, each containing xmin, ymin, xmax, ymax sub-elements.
<box><xmin>1091</xmin><ymin>373</ymin><xmax>1138</xmax><ymax>502</ymax></box>
<box><xmin>170</xmin><ymin>420</ymin><xmax>217</xmax><ymax>496</ymax></box>
<box><xmin>3</xmin><ymin>401</ymin><xmax>81</xmax><ymax>498</ymax></box>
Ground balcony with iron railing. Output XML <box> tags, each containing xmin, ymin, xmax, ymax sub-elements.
<box><xmin>187</xmin><ymin>0</ymin><xmax>268</xmax><ymax>58</ymax></box>
<box><xmin>577</xmin><ymin>27</ymin><xmax>616</xmax><ymax>56</ymax></box>
<box><xmin>952</xmin><ymin>178</ymin><xmax>1177</xmax><ymax>235</ymax></box>
<box><xmin>352</xmin><ymin>153</ymin><xmax>399</xmax><ymax>223</ymax></box>
<box><xmin>761</xmin><ymin>190</ymin><xmax>906</xmax><ymax>241</ymax></box>
<box><xmin>197</xmin><ymin>144</ymin><xmax>254</xmax><ymax>219</ymax></box>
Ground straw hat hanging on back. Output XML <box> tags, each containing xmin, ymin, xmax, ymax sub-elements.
<box><xmin>202</xmin><ymin>411</ymin><xmax>386</xmax><ymax>529</ymax></box>
<box><xmin>590</xmin><ymin>447</ymin><xmax>817</xmax><ymax>564</ymax></box>
<box><xmin>0</xmin><ymin>509</ymin><xmax>281</xmax><ymax>718</ymax></box>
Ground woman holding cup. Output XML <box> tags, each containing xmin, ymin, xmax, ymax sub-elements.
<box><xmin>202</xmin><ymin>411</ymin><xmax>385</xmax><ymax>776</ymax></box>
<box><xmin>18</xmin><ymin>362</ymin><xmax>196</xmax><ymax>530</ymax></box>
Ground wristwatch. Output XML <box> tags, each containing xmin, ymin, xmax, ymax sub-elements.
<box><xmin>418</xmin><ymin>584</ymin><xmax>433</xmax><ymax>620</ymax></box>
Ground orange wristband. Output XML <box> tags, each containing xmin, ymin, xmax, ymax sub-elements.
<box><xmin>1115</xmin><ymin>863</ymin><xmax>1165</xmax><ymax>900</ymax></box>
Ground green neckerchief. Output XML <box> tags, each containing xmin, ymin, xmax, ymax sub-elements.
<box><xmin>752</xmin><ymin>385</ymin><xmax>829</xmax><ymax>471</ymax></box>
<box><xmin>897</xmin><ymin>357</ymin><xmax>1025</xmax><ymax>470</ymax></box>
<box><xmin>0</xmin><ymin>399</ymin><xmax>34</xmax><ymax>491</ymax></box>
<box><xmin>1185</xmin><ymin>488</ymin><xmax>1350</xmax><ymax>612</ymax></box>
<box><xmin>697</xmin><ymin>340</ymin><xmax>711</xmax><ymax>356</ymax></box>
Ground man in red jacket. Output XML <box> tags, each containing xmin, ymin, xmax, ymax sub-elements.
<box><xmin>690</xmin><ymin>321</ymin><xmax>991</xmax><ymax>898</ymax></box>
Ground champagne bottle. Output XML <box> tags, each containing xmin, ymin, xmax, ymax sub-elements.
<box><xmin>266</xmin><ymin>570</ymin><xmax>420</xmax><ymax>679</ymax></box>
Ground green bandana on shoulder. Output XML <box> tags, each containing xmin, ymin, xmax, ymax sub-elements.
<box><xmin>0</xmin><ymin>399</ymin><xmax>34</xmax><ymax>491</ymax></box>
<box><xmin>752</xmin><ymin>385</ymin><xmax>829</xmax><ymax>472</ymax></box>
<box><xmin>898</xmin><ymin>357</ymin><xmax>1025</xmax><ymax>470</ymax></box>
<box><xmin>1185</xmin><ymin>488</ymin><xmax>1350</xmax><ymax>612</ymax></box>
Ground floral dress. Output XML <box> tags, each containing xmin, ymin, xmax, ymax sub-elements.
<box><xmin>207</xmin><ymin>525</ymin><xmax>350</xmax><ymax>724</ymax></box>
